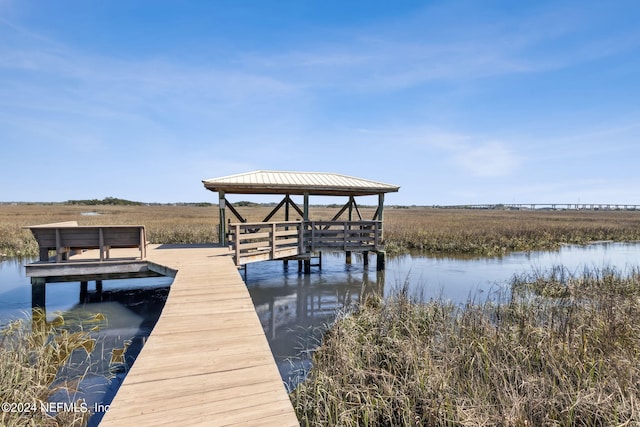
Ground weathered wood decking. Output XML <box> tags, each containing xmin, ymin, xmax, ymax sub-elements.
<box><xmin>25</xmin><ymin>218</ymin><xmax>385</xmax><ymax>425</ymax></box>
<box><xmin>89</xmin><ymin>244</ymin><xmax>299</xmax><ymax>426</ymax></box>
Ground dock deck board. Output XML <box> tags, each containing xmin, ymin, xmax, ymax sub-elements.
<box><xmin>96</xmin><ymin>244</ymin><xmax>299</xmax><ymax>426</ymax></box>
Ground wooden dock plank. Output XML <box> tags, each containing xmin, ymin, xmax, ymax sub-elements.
<box><xmin>99</xmin><ymin>244</ymin><xmax>298</xmax><ymax>426</ymax></box>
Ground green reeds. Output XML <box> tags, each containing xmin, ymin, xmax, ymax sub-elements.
<box><xmin>291</xmin><ymin>268</ymin><xmax>640</xmax><ymax>426</ymax></box>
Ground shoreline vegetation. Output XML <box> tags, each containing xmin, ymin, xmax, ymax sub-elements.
<box><xmin>2</xmin><ymin>204</ymin><xmax>640</xmax><ymax>258</ymax></box>
<box><xmin>291</xmin><ymin>268</ymin><xmax>640</xmax><ymax>426</ymax></box>
<box><xmin>3</xmin><ymin>204</ymin><xmax>640</xmax><ymax>425</ymax></box>
<box><xmin>0</xmin><ymin>310</ymin><xmax>100</xmax><ymax>427</ymax></box>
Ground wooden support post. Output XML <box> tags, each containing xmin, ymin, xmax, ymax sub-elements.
<box><xmin>31</xmin><ymin>279</ymin><xmax>48</xmax><ymax>339</ymax></box>
<box><xmin>285</xmin><ymin>195</ymin><xmax>290</xmax><ymax>221</ymax></box>
<box><xmin>302</xmin><ymin>193</ymin><xmax>310</xmax><ymax>268</ymax></box>
<box><xmin>31</xmin><ymin>277</ymin><xmax>46</xmax><ymax>309</ymax></box>
<box><xmin>39</xmin><ymin>247</ymin><xmax>49</xmax><ymax>262</ymax></box>
<box><xmin>346</xmin><ymin>197</ymin><xmax>353</xmax><ymax>264</ymax></box>
<box><xmin>284</xmin><ymin>195</ymin><xmax>290</xmax><ymax>269</ymax></box>
<box><xmin>96</xmin><ymin>280</ymin><xmax>103</xmax><ymax>301</ymax></box>
<box><xmin>376</xmin><ymin>251</ymin><xmax>386</xmax><ymax>271</ymax></box>
<box><xmin>32</xmin><ymin>306</ymin><xmax>46</xmax><ymax>338</ymax></box>
<box><xmin>363</xmin><ymin>250</ymin><xmax>369</xmax><ymax>266</ymax></box>
<box><xmin>218</xmin><ymin>191</ymin><xmax>226</xmax><ymax>246</ymax></box>
<box><xmin>80</xmin><ymin>281</ymin><xmax>88</xmax><ymax>303</ymax></box>
<box><xmin>377</xmin><ymin>193</ymin><xmax>385</xmax><ymax>240</ymax></box>
<box><xmin>376</xmin><ymin>268</ymin><xmax>385</xmax><ymax>294</ymax></box>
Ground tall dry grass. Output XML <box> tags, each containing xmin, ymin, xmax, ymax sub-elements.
<box><xmin>384</xmin><ymin>207</ymin><xmax>640</xmax><ymax>255</ymax></box>
<box><xmin>2</xmin><ymin>204</ymin><xmax>640</xmax><ymax>257</ymax></box>
<box><xmin>0</xmin><ymin>204</ymin><xmax>219</xmax><ymax>257</ymax></box>
<box><xmin>0</xmin><ymin>310</ymin><xmax>104</xmax><ymax>426</ymax></box>
<box><xmin>290</xmin><ymin>268</ymin><xmax>640</xmax><ymax>426</ymax></box>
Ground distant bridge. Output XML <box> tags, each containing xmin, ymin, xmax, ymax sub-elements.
<box><xmin>433</xmin><ymin>204</ymin><xmax>640</xmax><ymax>211</ymax></box>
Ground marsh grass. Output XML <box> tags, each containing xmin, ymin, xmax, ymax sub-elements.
<box><xmin>3</xmin><ymin>204</ymin><xmax>640</xmax><ymax>257</ymax></box>
<box><xmin>384</xmin><ymin>207</ymin><xmax>640</xmax><ymax>255</ymax></box>
<box><xmin>0</xmin><ymin>311</ymin><xmax>108</xmax><ymax>426</ymax></box>
<box><xmin>290</xmin><ymin>268</ymin><xmax>640</xmax><ymax>426</ymax></box>
<box><xmin>0</xmin><ymin>204</ymin><xmax>219</xmax><ymax>257</ymax></box>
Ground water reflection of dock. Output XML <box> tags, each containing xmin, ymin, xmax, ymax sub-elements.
<box><xmin>251</xmin><ymin>267</ymin><xmax>385</xmax><ymax>341</ymax></box>
<box><xmin>25</xmin><ymin>244</ymin><xmax>299</xmax><ymax>426</ymax></box>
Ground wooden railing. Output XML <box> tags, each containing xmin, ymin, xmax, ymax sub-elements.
<box><xmin>305</xmin><ymin>220</ymin><xmax>381</xmax><ymax>252</ymax></box>
<box><xmin>229</xmin><ymin>221</ymin><xmax>302</xmax><ymax>265</ymax></box>
<box><xmin>229</xmin><ymin>220</ymin><xmax>382</xmax><ymax>265</ymax></box>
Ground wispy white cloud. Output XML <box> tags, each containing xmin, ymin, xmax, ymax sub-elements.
<box><xmin>452</xmin><ymin>141</ymin><xmax>522</xmax><ymax>177</ymax></box>
<box><xmin>371</xmin><ymin>126</ymin><xmax>523</xmax><ymax>178</ymax></box>
<box><xmin>232</xmin><ymin>1</ymin><xmax>640</xmax><ymax>94</ymax></box>
<box><xmin>0</xmin><ymin>18</ymin><xmax>300</xmax><ymax>120</ymax></box>
<box><xmin>238</xmin><ymin>37</ymin><xmax>536</xmax><ymax>92</ymax></box>
<box><xmin>1</xmin><ymin>1</ymin><xmax>639</xmax><ymax>204</ymax></box>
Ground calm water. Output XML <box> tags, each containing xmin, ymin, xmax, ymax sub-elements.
<box><xmin>0</xmin><ymin>258</ymin><xmax>173</xmax><ymax>426</ymax></box>
<box><xmin>1</xmin><ymin>242</ymin><xmax>639</xmax><ymax>403</ymax></box>
<box><xmin>242</xmin><ymin>242</ymin><xmax>640</xmax><ymax>387</ymax></box>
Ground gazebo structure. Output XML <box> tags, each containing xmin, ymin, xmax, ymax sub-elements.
<box><xmin>202</xmin><ymin>170</ymin><xmax>399</xmax><ymax>271</ymax></box>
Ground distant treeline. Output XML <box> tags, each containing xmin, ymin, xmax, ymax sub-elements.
<box><xmin>65</xmin><ymin>197</ymin><xmax>143</xmax><ymax>206</ymax></box>
<box><xmin>2</xmin><ymin>198</ymin><xmax>410</xmax><ymax>208</ymax></box>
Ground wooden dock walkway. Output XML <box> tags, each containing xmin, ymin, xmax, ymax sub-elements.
<box><xmin>95</xmin><ymin>244</ymin><xmax>299</xmax><ymax>426</ymax></box>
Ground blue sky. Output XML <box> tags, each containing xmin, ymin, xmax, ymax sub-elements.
<box><xmin>1</xmin><ymin>1</ymin><xmax>639</xmax><ymax>205</ymax></box>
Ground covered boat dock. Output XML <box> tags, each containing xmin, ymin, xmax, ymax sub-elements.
<box><xmin>202</xmin><ymin>170</ymin><xmax>400</xmax><ymax>271</ymax></box>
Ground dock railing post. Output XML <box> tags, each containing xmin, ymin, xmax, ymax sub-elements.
<box><xmin>218</xmin><ymin>191</ymin><xmax>226</xmax><ymax>246</ymax></box>
<box><xmin>271</xmin><ymin>222</ymin><xmax>277</xmax><ymax>259</ymax></box>
<box><xmin>140</xmin><ymin>227</ymin><xmax>146</xmax><ymax>259</ymax></box>
<box><xmin>298</xmin><ymin>222</ymin><xmax>304</xmax><ymax>255</ymax></box>
<box><xmin>99</xmin><ymin>228</ymin><xmax>105</xmax><ymax>261</ymax></box>
<box><xmin>55</xmin><ymin>229</ymin><xmax>62</xmax><ymax>262</ymax></box>
<box><xmin>234</xmin><ymin>224</ymin><xmax>240</xmax><ymax>265</ymax></box>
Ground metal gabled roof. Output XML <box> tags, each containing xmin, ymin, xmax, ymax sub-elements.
<box><xmin>202</xmin><ymin>170</ymin><xmax>400</xmax><ymax>196</ymax></box>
